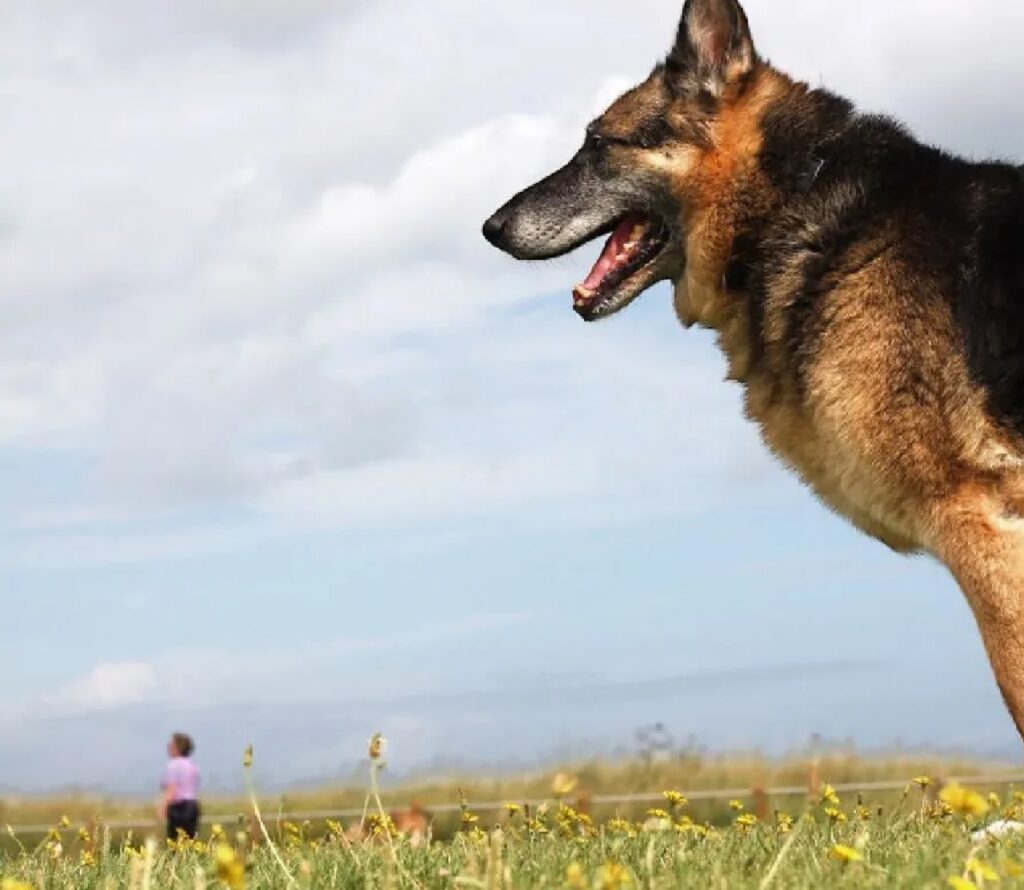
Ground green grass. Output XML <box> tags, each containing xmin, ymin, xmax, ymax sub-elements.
<box><xmin>4</xmin><ymin>787</ymin><xmax>1024</xmax><ymax>889</ymax></box>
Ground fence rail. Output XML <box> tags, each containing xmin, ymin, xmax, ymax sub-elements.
<box><xmin>8</xmin><ymin>773</ymin><xmax>1024</xmax><ymax>835</ymax></box>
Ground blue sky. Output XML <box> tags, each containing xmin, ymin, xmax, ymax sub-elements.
<box><xmin>3</xmin><ymin>0</ymin><xmax>1024</xmax><ymax>792</ymax></box>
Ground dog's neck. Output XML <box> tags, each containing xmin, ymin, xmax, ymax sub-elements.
<box><xmin>673</xmin><ymin>72</ymin><xmax>858</xmax><ymax>382</ymax></box>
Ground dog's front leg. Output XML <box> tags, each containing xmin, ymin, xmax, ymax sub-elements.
<box><xmin>931</xmin><ymin>484</ymin><xmax>1024</xmax><ymax>740</ymax></box>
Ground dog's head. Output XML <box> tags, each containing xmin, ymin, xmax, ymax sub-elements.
<box><xmin>483</xmin><ymin>0</ymin><xmax>773</xmax><ymax>322</ymax></box>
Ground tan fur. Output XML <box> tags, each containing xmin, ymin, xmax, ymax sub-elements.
<box><xmin>605</xmin><ymin>64</ymin><xmax>1024</xmax><ymax>737</ymax></box>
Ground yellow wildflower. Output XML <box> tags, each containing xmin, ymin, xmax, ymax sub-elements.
<box><xmin>596</xmin><ymin>861</ymin><xmax>631</xmax><ymax>890</ymax></box>
<box><xmin>913</xmin><ymin>776</ymin><xmax>933</xmax><ymax>789</ymax></box>
<box><xmin>214</xmin><ymin>844</ymin><xmax>245</xmax><ymax>890</ymax></box>
<box><xmin>552</xmin><ymin>772</ymin><xmax>578</xmax><ymax>797</ymax></box>
<box><xmin>966</xmin><ymin>858</ymin><xmax>999</xmax><ymax>883</ymax></box>
<box><xmin>80</xmin><ymin>851</ymin><xmax>96</xmax><ymax>867</ymax></box>
<box><xmin>830</xmin><ymin>845</ymin><xmax>863</xmax><ymax>864</ymax></box>
<box><xmin>663</xmin><ymin>791</ymin><xmax>688</xmax><ymax>807</ymax></box>
<box><xmin>1</xmin><ymin>881</ymin><xmax>34</xmax><ymax>890</ymax></box>
<box><xmin>948</xmin><ymin>878</ymin><xmax>979</xmax><ymax>890</ymax></box>
<box><xmin>735</xmin><ymin>814</ymin><xmax>758</xmax><ymax>829</ymax></box>
<box><xmin>821</xmin><ymin>784</ymin><xmax>840</xmax><ymax>806</ymax></box>
<box><xmin>824</xmin><ymin>807</ymin><xmax>848</xmax><ymax>823</ymax></box>
<box><xmin>776</xmin><ymin>812</ymin><xmax>795</xmax><ymax>834</ymax></box>
<box><xmin>59</xmin><ymin>815</ymin><xmax>71</xmax><ymax>829</ymax></box>
<box><xmin>940</xmin><ymin>784</ymin><xmax>990</xmax><ymax>818</ymax></box>
<box><xmin>566</xmin><ymin>862</ymin><xmax>587</xmax><ymax>889</ymax></box>
<box><xmin>504</xmin><ymin>803</ymin><xmax>522</xmax><ymax>817</ymax></box>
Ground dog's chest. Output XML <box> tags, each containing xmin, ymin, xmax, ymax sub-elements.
<box><xmin>742</xmin><ymin>370</ymin><xmax>924</xmax><ymax>553</ymax></box>
<box><xmin>675</xmin><ymin>261</ymin><xmax>926</xmax><ymax>553</ymax></box>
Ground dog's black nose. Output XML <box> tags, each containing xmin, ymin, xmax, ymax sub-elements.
<box><xmin>482</xmin><ymin>210</ymin><xmax>507</xmax><ymax>247</ymax></box>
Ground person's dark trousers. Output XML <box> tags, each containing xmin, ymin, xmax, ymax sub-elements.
<box><xmin>166</xmin><ymin>800</ymin><xmax>201</xmax><ymax>841</ymax></box>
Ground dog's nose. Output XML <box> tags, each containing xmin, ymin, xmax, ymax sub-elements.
<box><xmin>482</xmin><ymin>209</ymin><xmax>508</xmax><ymax>247</ymax></box>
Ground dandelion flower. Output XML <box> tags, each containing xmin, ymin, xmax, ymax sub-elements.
<box><xmin>913</xmin><ymin>776</ymin><xmax>933</xmax><ymax>789</ymax></box>
<box><xmin>596</xmin><ymin>861</ymin><xmax>631</xmax><ymax>890</ymax></box>
<box><xmin>566</xmin><ymin>862</ymin><xmax>587</xmax><ymax>889</ymax></box>
<box><xmin>822</xmin><ymin>784</ymin><xmax>840</xmax><ymax>806</ymax></box>
<box><xmin>663</xmin><ymin>791</ymin><xmax>688</xmax><ymax>807</ymax></box>
<box><xmin>504</xmin><ymin>803</ymin><xmax>522</xmax><ymax>817</ymax></box>
<box><xmin>830</xmin><ymin>845</ymin><xmax>863</xmax><ymax>864</ymax></box>
<box><xmin>940</xmin><ymin>784</ymin><xmax>990</xmax><ymax>818</ymax></box>
<box><xmin>966</xmin><ymin>858</ymin><xmax>999</xmax><ymax>883</ymax></box>
<box><xmin>552</xmin><ymin>772</ymin><xmax>578</xmax><ymax>797</ymax></box>
<box><xmin>215</xmin><ymin>844</ymin><xmax>246</xmax><ymax>889</ymax></box>
<box><xmin>729</xmin><ymin>800</ymin><xmax>744</xmax><ymax>812</ymax></box>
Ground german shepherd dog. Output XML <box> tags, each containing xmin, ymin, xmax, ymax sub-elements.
<box><xmin>483</xmin><ymin>0</ymin><xmax>1024</xmax><ymax>741</ymax></box>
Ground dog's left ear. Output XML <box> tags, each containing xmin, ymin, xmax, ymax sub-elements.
<box><xmin>667</xmin><ymin>0</ymin><xmax>755</xmax><ymax>93</ymax></box>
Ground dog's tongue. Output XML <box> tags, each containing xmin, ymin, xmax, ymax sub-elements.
<box><xmin>580</xmin><ymin>213</ymin><xmax>648</xmax><ymax>290</ymax></box>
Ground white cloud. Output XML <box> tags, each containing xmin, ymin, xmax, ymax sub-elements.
<box><xmin>5</xmin><ymin>0</ymin><xmax>1021</xmax><ymax>555</ymax></box>
<box><xmin>19</xmin><ymin>612</ymin><xmax>534</xmax><ymax>721</ymax></box>
<box><xmin>42</xmin><ymin>662</ymin><xmax>158</xmax><ymax>713</ymax></box>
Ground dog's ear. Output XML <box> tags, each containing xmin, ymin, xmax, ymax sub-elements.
<box><xmin>667</xmin><ymin>0</ymin><xmax>755</xmax><ymax>93</ymax></box>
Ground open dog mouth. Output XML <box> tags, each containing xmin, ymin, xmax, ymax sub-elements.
<box><xmin>571</xmin><ymin>212</ymin><xmax>670</xmax><ymax>321</ymax></box>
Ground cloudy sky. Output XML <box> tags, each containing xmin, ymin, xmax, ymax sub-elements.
<box><xmin>3</xmin><ymin>0</ymin><xmax>1024</xmax><ymax>793</ymax></box>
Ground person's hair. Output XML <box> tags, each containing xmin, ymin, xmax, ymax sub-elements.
<box><xmin>171</xmin><ymin>733</ymin><xmax>194</xmax><ymax>758</ymax></box>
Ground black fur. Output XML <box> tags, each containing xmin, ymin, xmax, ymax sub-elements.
<box><xmin>738</xmin><ymin>86</ymin><xmax>1024</xmax><ymax>436</ymax></box>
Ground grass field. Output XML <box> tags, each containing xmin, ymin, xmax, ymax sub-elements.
<box><xmin>3</xmin><ymin>781</ymin><xmax>1024</xmax><ymax>889</ymax></box>
<box><xmin>4</xmin><ymin>745</ymin><xmax>1024</xmax><ymax>888</ymax></box>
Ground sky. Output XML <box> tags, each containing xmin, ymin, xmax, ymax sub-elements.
<box><xmin>3</xmin><ymin>0</ymin><xmax>1024</xmax><ymax>793</ymax></box>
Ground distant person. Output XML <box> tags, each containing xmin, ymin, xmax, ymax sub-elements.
<box><xmin>160</xmin><ymin>732</ymin><xmax>201</xmax><ymax>841</ymax></box>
